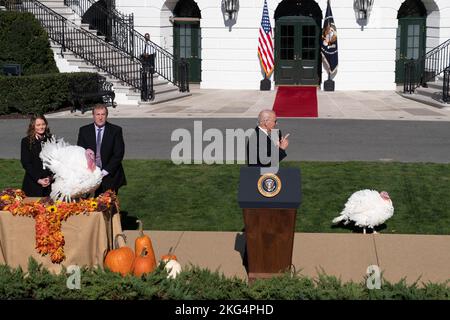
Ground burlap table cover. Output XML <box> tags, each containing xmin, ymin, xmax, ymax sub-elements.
<box><xmin>0</xmin><ymin>199</ymin><xmax>123</xmax><ymax>273</ymax></box>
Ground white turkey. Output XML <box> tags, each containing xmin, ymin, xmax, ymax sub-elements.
<box><xmin>332</xmin><ymin>189</ymin><xmax>394</xmax><ymax>234</ymax></box>
<box><xmin>39</xmin><ymin>136</ymin><xmax>102</xmax><ymax>201</ymax></box>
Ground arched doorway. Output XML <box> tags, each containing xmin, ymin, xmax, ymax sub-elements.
<box><xmin>173</xmin><ymin>0</ymin><xmax>202</xmax><ymax>83</ymax></box>
<box><xmin>274</xmin><ymin>0</ymin><xmax>322</xmax><ymax>85</ymax></box>
<box><xmin>395</xmin><ymin>0</ymin><xmax>427</xmax><ymax>83</ymax></box>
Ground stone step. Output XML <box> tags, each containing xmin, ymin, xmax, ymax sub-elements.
<box><xmin>32</xmin><ymin>3</ymin><xmax>67</xmax><ymax>10</ymax></box>
<box><xmin>152</xmin><ymin>84</ymin><xmax>179</xmax><ymax>95</ymax></box>
<box><xmin>153</xmin><ymin>78</ymin><xmax>170</xmax><ymax>86</ymax></box>
<box><xmin>64</xmin><ymin>56</ymin><xmax>86</xmax><ymax>63</ymax></box>
<box><xmin>39</xmin><ymin>0</ymin><xmax>65</xmax><ymax>3</ymax></box>
<box><xmin>76</xmin><ymin>65</ymin><xmax>97</xmax><ymax>72</ymax></box>
<box><xmin>415</xmin><ymin>86</ymin><xmax>444</xmax><ymax>99</ymax></box>
<box><xmin>399</xmin><ymin>91</ymin><xmax>450</xmax><ymax>110</ymax></box>
<box><xmin>124</xmin><ymin>93</ymin><xmax>141</xmax><ymax>101</ymax></box>
<box><xmin>425</xmin><ymin>80</ymin><xmax>444</xmax><ymax>91</ymax></box>
<box><xmin>113</xmin><ymin>87</ymin><xmax>134</xmax><ymax>95</ymax></box>
<box><xmin>51</xmin><ymin>31</ymin><xmax>106</xmax><ymax>41</ymax></box>
<box><xmin>55</xmin><ymin>52</ymin><xmax>167</xmax><ymax>85</ymax></box>
<box><xmin>61</xmin><ymin>43</ymin><xmax>127</xmax><ymax>55</ymax></box>
<box><xmin>33</xmin><ymin>5</ymin><xmax>73</xmax><ymax>13</ymax></box>
<box><xmin>140</xmin><ymin>91</ymin><xmax>192</xmax><ymax>106</ymax></box>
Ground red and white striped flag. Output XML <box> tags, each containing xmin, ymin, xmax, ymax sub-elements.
<box><xmin>258</xmin><ymin>0</ymin><xmax>274</xmax><ymax>77</ymax></box>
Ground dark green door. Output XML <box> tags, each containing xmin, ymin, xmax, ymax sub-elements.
<box><xmin>174</xmin><ymin>21</ymin><xmax>201</xmax><ymax>83</ymax></box>
<box><xmin>275</xmin><ymin>16</ymin><xmax>319</xmax><ymax>85</ymax></box>
<box><xmin>395</xmin><ymin>17</ymin><xmax>426</xmax><ymax>83</ymax></box>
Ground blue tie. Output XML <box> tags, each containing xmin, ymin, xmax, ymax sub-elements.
<box><xmin>96</xmin><ymin>127</ymin><xmax>103</xmax><ymax>168</ymax></box>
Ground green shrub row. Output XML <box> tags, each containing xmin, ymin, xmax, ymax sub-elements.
<box><xmin>0</xmin><ymin>258</ymin><xmax>449</xmax><ymax>300</ymax></box>
<box><xmin>0</xmin><ymin>11</ymin><xmax>58</xmax><ymax>75</ymax></box>
<box><xmin>0</xmin><ymin>72</ymin><xmax>101</xmax><ymax>115</ymax></box>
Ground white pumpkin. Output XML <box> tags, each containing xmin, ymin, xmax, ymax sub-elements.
<box><xmin>164</xmin><ymin>259</ymin><xmax>182</xmax><ymax>279</ymax></box>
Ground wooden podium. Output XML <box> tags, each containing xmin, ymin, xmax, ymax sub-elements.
<box><xmin>238</xmin><ymin>167</ymin><xmax>301</xmax><ymax>282</ymax></box>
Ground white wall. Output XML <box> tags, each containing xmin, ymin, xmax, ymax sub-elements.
<box><xmin>437</xmin><ymin>0</ymin><xmax>450</xmax><ymax>42</ymax></box>
<box><xmin>115</xmin><ymin>0</ymin><xmax>449</xmax><ymax>91</ymax></box>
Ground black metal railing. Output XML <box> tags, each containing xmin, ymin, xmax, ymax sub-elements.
<box><xmin>63</xmin><ymin>0</ymin><xmax>188</xmax><ymax>91</ymax></box>
<box><xmin>9</xmin><ymin>0</ymin><xmax>147</xmax><ymax>95</ymax></box>
<box><xmin>404</xmin><ymin>38</ymin><xmax>450</xmax><ymax>94</ymax></box>
<box><xmin>443</xmin><ymin>66</ymin><xmax>450</xmax><ymax>103</ymax></box>
<box><xmin>7</xmin><ymin>0</ymin><xmax>189</xmax><ymax>101</ymax></box>
<box><xmin>63</xmin><ymin>0</ymin><xmax>134</xmax><ymax>56</ymax></box>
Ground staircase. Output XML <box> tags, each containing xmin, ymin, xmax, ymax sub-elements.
<box><xmin>8</xmin><ymin>0</ymin><xmax>191</xmax><ymax>107</ymax></box>
<box><xmin>401</xmin><ymin>38</ymin><xmax>450</xmax><ymax>109</ymax></box>
<box><xmin>399</xmin><ymin>74</ymin><xmax>450</xmax><ymax>109</ymax></box>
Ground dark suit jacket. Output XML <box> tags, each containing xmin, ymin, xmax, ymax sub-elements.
<box><xmin>20</xmin><ymin>136</ymin><xmax>52</xmax><ymax>197</ymax></box>
<box><xmin>246</xmin><ymin>126</ymin><xmax>287</xmax><ymax>167</ymax></box>
<box><xmin>77</xmin><ymin>122</ymin><xmax>127</xmax><ymax>193</ymax></box>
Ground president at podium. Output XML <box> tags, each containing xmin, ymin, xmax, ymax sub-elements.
<box><xmin>246</xmin><ymin>110</ymin><xmax>289</xmax><ymax>167</ymax></box>
<box><xmin>241</xmin><ymin>110</ymin><xmax>300</xmax><ymax>282</ymax></box>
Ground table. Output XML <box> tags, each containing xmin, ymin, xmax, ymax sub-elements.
<box><xmin>0</xmin><ymin>204</ymin><xmax>123</xmax><ymax>273</ymax></box>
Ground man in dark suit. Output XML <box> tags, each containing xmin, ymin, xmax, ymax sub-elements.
<box><xmin>77</xmin><ymin>104</ymin><xmax>126</xmax><ymax>196</ymax></box>
<box><xmin>246</xmin><ymin>110</ymin><xmax>289</xmax><ymax>167</ymax></box>
<box><xmin>140</xmin><ymin>33</ymin><xmax>155</xmax><ymax>101</ymax></box>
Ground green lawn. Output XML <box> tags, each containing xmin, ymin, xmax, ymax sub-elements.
<box><xmin>2</xmin><ymin>159</ymin><xmax>450</xmax><ymax>234</ymax></box>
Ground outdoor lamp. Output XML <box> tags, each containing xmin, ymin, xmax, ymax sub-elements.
<box><xmin>222</xmin><ymin>0</ymin><xmax>238</xmax><ymax>21</ymax></box>
<box><xmin>354</xmin><ymin>0</ymin><xmax>374</xmax><ymax>29</ymax></box>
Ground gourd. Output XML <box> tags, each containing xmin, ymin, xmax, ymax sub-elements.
<box><xmin>134</xmin><ymin>220</ymin><xmax>156</xmax><ymax>266</ymax></box>
<box><xmin>160</xmin><ymin>247</ymin><xmax>181</xmax><ymax>279</ymax></box>
<box><xmin>104</xmin><ymin>234</ymin><xmax>135</xmax><ymax>276</ymax></box>
<box><xmin>161</xmin><ymin>247</ymin><xmax>177</xmax><ymax>262</ymax></box>
<box><xmin>133</xmin><ymin>248</ymin><xmax>157</xmax><ymax>277</ymax></box>
<box><xmin>165</xmin><ymin>259</ymin><xmax>182</xmax><ymax>279</ymax></box>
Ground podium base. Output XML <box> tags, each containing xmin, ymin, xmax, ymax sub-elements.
<box><xmin>243</xmin><ymin>208</ymin><xmax>296</xmax><ymax>279</ymax></box>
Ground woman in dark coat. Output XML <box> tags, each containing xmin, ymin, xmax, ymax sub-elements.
<box><xmin>20</xmin><ymin>115</ymin><xmax>53</xmax><ymax>197</ymax></box>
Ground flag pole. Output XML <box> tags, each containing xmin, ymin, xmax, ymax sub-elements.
<box><xmin>323</xmin><ymin>0</ymin><xmax>336</xmax><ymax>91</ymax></box>
<box><xmin>258</xmin><ymin>0</ymin><xmax>273</xmax><ymax>91</ymax></box>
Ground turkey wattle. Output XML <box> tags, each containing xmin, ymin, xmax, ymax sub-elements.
<box><xmin>39</xmin><ymin>137</ymin><xmax>102</xmax><ymax>201</ymax></box>
<box><xmin>332</xmin><ymin>189</ymin><xmax>394</xmax><ymax>234</ymax></box>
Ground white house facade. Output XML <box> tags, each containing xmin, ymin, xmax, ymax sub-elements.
<box><xmin>114</xmin><ymin>0</ymin><xmax>450</xmax><ymax>91</ymax></box>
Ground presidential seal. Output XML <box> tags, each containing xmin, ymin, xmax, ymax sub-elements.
<box><xmin>257</xmin><ymin>173</ymin><xmax>282</xmax><ymax>198</ymax></box>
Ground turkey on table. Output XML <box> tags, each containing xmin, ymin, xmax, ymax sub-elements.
<box><xmin>332</xmin><ymin>189</ymin><xmax>394</xmax><ymax>234</ymax></box>
<box><xmin>39</xmin><ymin>137</ymin><xmax>102</xmax><ymax>202</ymax></box>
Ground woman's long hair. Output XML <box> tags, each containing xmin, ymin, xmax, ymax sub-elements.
<box><xmin>26</xmin><ymin>115</ymin><xmax>52</xmax><ymax>146</ymax></box>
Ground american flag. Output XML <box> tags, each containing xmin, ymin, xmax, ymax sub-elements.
<box><xmin>258</xmin><ymin>0</ymin><xmax>274</xmax><ymax>77</ymax></box>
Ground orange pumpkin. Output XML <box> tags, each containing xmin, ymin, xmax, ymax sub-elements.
<box><xmin>135</xmin><ymin>219</ymin><xmax>156</xmax><ymax>260</ymax></box>
<box><xmin>161</xmin><ymin>247</ymin><xmax>177</xmax><ymax>262</ymax></box>
<box><xmin>133</xmin><ymin>248</ymin><xmax>157</xmax><ymax>277</ymax></box>
<box><xmin>104</xmin><ymin>234</ymin><xmax>135</xmax><ymax>276</ymax></box>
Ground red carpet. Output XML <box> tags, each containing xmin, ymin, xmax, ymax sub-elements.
<box><xmin>272</xmin><ymin>86</ymin><xmax>318</xmax><ymax>117</ymax></box>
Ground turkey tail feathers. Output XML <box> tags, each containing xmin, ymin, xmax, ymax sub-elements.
<box><xmin>332</xmin><ymin>215</ymin><xmax>346</xmax><ymax>224</ymax></box>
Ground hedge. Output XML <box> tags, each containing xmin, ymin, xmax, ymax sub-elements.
<box><xmin>0</xmin><ymin>10</ymin><xmax>58</xmax><ymax>75</ymax></box>
<box><xmin>0</xmin><ymin>72</ymin><xmax>101</xmax><ymax>115</ymax></box>
<box><xmin>0</xmin><ymin>258</ymin><xmax>449</xmax><ymax>300</ymax></box>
